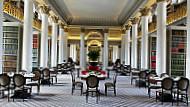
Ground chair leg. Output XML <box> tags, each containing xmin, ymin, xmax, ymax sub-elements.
<box><xmin>81</xmin><ymin>85</ymin><xmax>83</xmax><ymax>96</ymax></box>
<box><xmin>156</xmin><ymin>91</ymin><xmax>157</xmax><ymax>102</ymax></box>
<box><xmin>8</xmin><ymin>90</ymin><xmax>9</xmax><ymax>101</ymax></box>
<box><xmin>105</xmin><ymin>85</ymin><xmax>107</xmax><ymax>96</ymax></box>
<box><xmin>171</xmin><ymin>91</ymin><xmax>173</xmax><ymax>106</ymax></box>
<box><xmin>131</xmin><ymin>78</ymin><xmax>133</xmax><ymax>85</ymax></box>
<box><xmin>186</xmin><ymin>94</ymin><xmax>188</xmax><ymax>106</ymax></box>
<box><xmin>56</xmin><ymin>77</ymin><xmax>57</xmax><ymax>83</ymax></box>
<box><xmin>96</xmin><ymin>92</ymin><xmax>98</xmax><ymax>104</ymax></box>
<box><xmin>72</xmin><ymin>85</ymin><xmax>74</xmax><ymax>95</ymax></box>
<box><xmin>114</xmin><ymin>87</ymin><xmax>116</xmax><ymax>96</ymax></box>
<box><xmin>148</xmin><ymin>88</ymin><xmax>151</xmax><ymax>98</ymax></box>
<box><xmin>86</xmin><ymin>92</ymin><xmax>88</xmax><ymax>103</ymax></box>
<box><xmin>37</xmin><ymin>85</ymin><xmax>40</xmax><ymax>94</ymax></box>
<box><xmin>162</xmin><ymin>91</ymin><xmax>163</xmax><ymax>105</ymax></box>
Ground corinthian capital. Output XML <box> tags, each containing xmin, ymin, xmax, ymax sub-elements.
<box><xmin>104</xmin><ymin>28</ymin><xmax>109</xmax><ymax>33</ymax></box>
<box><xmin>59</xmin><ymin>23</ymin><xmax>65</xmax><ymax>29</ymax></box>
<box><xmin>51</xmin><ymin>16</ymin><xmax>59</xmax><ymax>23</ymax></box>
<box><xmin>125</xmin><ymin>24</ymin><xmax>132</xmax><ymax>30</ymax></box>
<box><xmin>139</xmin><ymin>7</ymin><xmax>151</xmax><ymax>16</ymax></box>
<box><xmin>40</xmin><ymin>5</ymin><xmax>51</xmax><ymax>14</ymax></box>
<box><xmin>130</xmin><ymin>17</ymin><xmax>139</xmax><ymax>24</ymax></box>
<box><xmin>157</xmin><ymin>0</ymin><xmax>166</xmax><ymax>3</ymax></box>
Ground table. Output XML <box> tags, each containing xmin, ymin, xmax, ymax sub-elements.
<box><xmin>8</xmin><ymin>73</ymin><xmax>35</xmax><ymax>79</ymax></box>
<box><xmin>80</xmin><ymin>74</ymin><xmax>106</xmax><ymax>80</ymax></box>
<box><xmin>106</xmin><ymin>68</ymin><xmax>111</xmax><ymax>79</ymax></box>
<box><xmin>149</xmin><ymin>76</ymin><xmax>180</xmax><ymax>82</ymax></box>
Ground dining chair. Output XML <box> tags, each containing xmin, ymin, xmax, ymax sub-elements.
<box><xmin>156</xmin><ymin>77</ymin><xmax>174</xmax><ymax>105</ymax></box>
<box><xmin>0</xmin><ymin>74</ymin><xmax>12</xmax><ymax>101</ymax></box>
<box><xmin>51</xmin><ymin>67</ymin><xmax>58</xmax><ymax>84</ymax></box>
<box><xmin>131</xmin><ymin>68</ymin><xmax>139</xmax><ymax>85</ymax></box>
<box><xmin>125</xmin><ymin>65</ymin><xmax>131</xmax><ymax>76</ymax></box>
<box><xmin>86</xmin><ymin>75</ymin><xmax>100</xmax><ymax>103</ymax></box>
<box><xmin>57</xmin><ymin>64</ymin><xmax>63</xmax><ymax>73</ymax></box>
<box><xmin>42</xmin><ymin>68</ymin><xmax>53</xmax><ymax>86</ymax></box>
<box><xmin>173</xmin><ymin>77</ymin><xmax>189</xmax><ymax>106</ymax></box>
<box><xmin>105</xmin><ymin>74</ymin><xmax>118</xmax><ymax>96</ymax></box>
<box><xmin>138</xmin><ymin>71</ymin><xmax>147</xmax><ymax>88</ymax></box>
<box><xmin>13</xmin><ymin>74</ymin><xmax>31</xmax><ymax>102</ymax></box>
<box><xmin>147</xmin><ymin>74</ymin><xmax>160</xmax><ymax>98</ymax></box>
<box><xmin>26</xmin><ymin>68</ymin><xmax>41</xmax><ymax>94</ymax></box>
<box><xmin>71</xmin><ymin>72</ymin><xmax>83</xmax><ymax>95</ymax></box>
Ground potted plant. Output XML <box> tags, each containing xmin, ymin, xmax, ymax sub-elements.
<box><xmin>87</xmin><ymin>50</ymin><xmax>100</xmax><ymax>66</ymax></box>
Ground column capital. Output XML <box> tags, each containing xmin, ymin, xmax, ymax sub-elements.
<box><xmin>156</xmin><ymin>0</ymin><xmax>166</xmax><ymax>3</ymax></box>
<box><xmin>40</xmin><ymin>5</ymin><xmax>51</xmax><ymax>14</ymax></box>
<box><xmin>152</xmin><ymin>15</ymin><xmax>157</xmax><ymax>23</ymax></box>
<box><xmin>139</xmin><ymin>7</ymin><xmax>151</xmax><ymax>16</ymax></box>
<box><xmin>51</xmin><ymin>16</ymin><xmax>59</xmax><ymax>23</ymax></box>
<box><xmin>125</xmin><ymin>24</ymin><xmax>132</xmax><ymax>30</ymax></box>
<box><xmin>104</xmin><ymin>28</ymin><xmax>109</xmax><ymax>33</ymax></box>
<box><xmin>64</xmin><ymin>26</ymin><xmax>68</xmax><ymax>32</ymax></box>
<box><xmin>122</xmin><ymin>29</ymin><xmax>126</xmax><ymax>34</ymax></box>
<box><xmin>81</xmin><ymin>28</ymin><xmax>85</xmax><ymax>33</ymax></box>
<box><xmin>130</xmin><ymin>17</ymin><xmax>139</xmax><ymax>25</ymax></box>
<box><xmin>59</xmin><ymin>23</ymin><xmax>65</xmax><ymax>29</ymax></box>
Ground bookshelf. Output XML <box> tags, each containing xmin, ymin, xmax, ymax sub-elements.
<box><xmin>149</xmin><ymin>36</ymin><xmax>156</xmax><ymax>72</ymax></box>
<box><xmin>2</xmin><ymin>22</ymin><xmax>22</xmax><ymax>73</ymax></box>
<box><xmin>167</xmin><ymin>26</ymin><xmax>186</xmax><ymax>77</ymax></box>
<box><xmin>137</xmin><ymin>39</ymin><xmax>141</xmax><ymax>69</ymax></box>
<box><xmin>32</xmin><ymin>32</ymin><xmax>40</xmax><ymax>67</ymax></box>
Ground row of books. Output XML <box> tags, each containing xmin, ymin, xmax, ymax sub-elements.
<box><xmin>151</xmin><ymin>63</ymin><xmax>156</xmax><ymax>68</ymax></box>
<box><xmin>172</xmin><ymin>43</ymin><xmax>185</xmax><ymax>48</ymax></box>
<box><xmin>171</xmin><ymin>65</ymin><xmax>184</xmax><ymax>70</ymax></box>
<box><xmin>3</xmin><ymin>44</ymin><xmax>18</xmax><ymax>50</ymax></box>
<box><xmin>172</xmin><ymin>30</ymin><xmax>187</xmax><ymax>36</ymax></box>
<box><xmin>33</xmin><ymin>49</ymin><xmax>38</xmax><ymax>53</ymax></box>
<box><xmin>3</xmin><ymin>33</ymin><xmax>18</xmax><ymax>38</ymax></box>
<box><xmin>171</xmin><ymin>60</ymin><xmax>185</xmax><ymax>65</ymax></box>
<box><xmin>3</xmin><ymin>62</ymin><xmax>17</xmax><ymax>67</ymax></box>
<box><xmin>172</xmin><ymin>37</ymin><xmax>186</xmax><ymax>42</ymax></box>
<box><xmin>151</xmin><ymin>56</ymin><xmax>156</xmax><ymax>60</ymax></box>
<box><xmin>33</xmin><ymin>35</ymin><xmax>38</xmax><ymax>39</ymax></box>
<box><xmin>171</xmin><ymin>71</ymin><xmax>184</xmax><ymax>76</ymax></box>
<box><xmin>3</xmin><ymin>50</ymin><xmax>18</xmax><ymax>54</ymax></box>
<box><xmin>171</xmin><ymin>48</ymin><xmax>184</xmax><ymax>52</ymax></box>
<box><xmin>3</xmin><ymin>39</ymin><xmax>18</xmax><ymax>43</ymax></box>
<box><xmin>3</xmin><ymin>68</ymin><xmax>17</xmax><ymax>72</ymax></box>
<box><xmin>171</xmin><ymin>54</ymin><xmax>184</xmax><ymax>59</ymax></box>
<box><xmin>3</xmin><ymin>26</ymin><xmax>18</xmax><ymax>31</ymax></box>
<box><xmin>32</xmin><ymin>57</ymin><xmax>38</xmax><ymax>61</ymax></box>
<box><xmin>151</xmin><ymin>52</ymin><xmax>156</xmax><ymax>56</ymax></box>
<box><xmin>33</xmin><ymin>44</ymin><xmax>38</xmax><ymax>48</ymax></box>
<box><xmin>3</xmin><ymin>56</ymin><xmax>17</xmax><ymax>60</ymax></box>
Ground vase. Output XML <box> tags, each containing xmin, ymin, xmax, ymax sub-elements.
<box><xmin>89</xmin><ymin>61</ymin><xmax>98</xmax><ymax>66</ymax></box>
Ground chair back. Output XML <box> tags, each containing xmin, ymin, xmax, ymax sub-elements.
<box><xmin>32</xmin><ymin>69</ymin><xmax>41</xmax><ymax>81</ymax></box>
<box><xmin>57</xmin><ymin>64</ymin><xmax>62</xmax><ymax>69</ymax></box>
<box><xmin>13</xmin><ymin>74</ymin><xmax>25</xmax><ymax>87</ymax></box>
<box><xmin>71</xmin><ymin>72</ymin><xmax>75</xmax><ymax>83</ymax></box>
<box><xmin>0</xmin><ymin>74</ymin><xmax>10</xmax><ymax>87</ymax></box>
<box><xmin>113</xmin><ymin>74</ymin><xmax>118</xmax><ymax>85</ymax></box>
<box><xmin>162</xmin><ymin>77</ymin><xmax>174</xmax><ymax>90</ymax></box>
<box><xmin>86</xmin><ymin>75</ymin><xmax>99</xmax><ymax>88</ymax></box>
<box><xmin>63</xmin><ymin>64</ymin><xmax>68</xmax><ymax>69</ymax></box>
<box><xmin>139</xmin><ymin>71</ymin><xmax>146</xmax><ymax>79</ymax></box>
<box><xmin>177</xmin><ymin>77</ymin><xmax>189</xmax><ymax>91</ymax></box>
<box><xmin>125</xmin><ymin>65</ymin><xmax>131</xmax><ymax>71</ymax></box>
<box><xmin>42</xmin><ymin>68</ymin><xmax>50</xmax><ymax>77</ymax></box>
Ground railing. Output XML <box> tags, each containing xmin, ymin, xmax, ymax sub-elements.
<box><xmin>2</xmin><ymin>0</ymin><xmax>52</xmax><ymax>36</ymax></box>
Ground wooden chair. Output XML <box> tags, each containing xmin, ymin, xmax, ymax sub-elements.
<box><xmin>105</xmin><ymin>74</ymin><xmax>118</xmax><ymax>96</ymax></box>
<box><xmin>71</xmin><ymin>72</ymin><xmax>83</xmax><ymax>95</ymax></box>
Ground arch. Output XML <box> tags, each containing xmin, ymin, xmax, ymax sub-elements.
<box><xmin>86</xmin><ymin>30</ymin><xmax>103</xmax><ymax>39</ymax></box>
<box><xmin>88</xmin><ymin>40</ymin><xmax>101</xmax><ymax>46</ymax></box>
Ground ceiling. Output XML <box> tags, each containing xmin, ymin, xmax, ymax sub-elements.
<box><xmin>44</xmin><ymin>0</ymin><xmax>149</xmax><ymax>27</ymax></box>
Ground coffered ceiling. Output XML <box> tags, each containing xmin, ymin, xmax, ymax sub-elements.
<box><xmin>43</xmin><ymin>0</ymin><xmax>149</xmax><ymax>27</ymax></box>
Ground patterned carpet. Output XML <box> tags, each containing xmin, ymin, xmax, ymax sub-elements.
<box><xmin>0</xmin><ymin>70</ymin><xmax>188</xmax><ymax>107</ymax></box>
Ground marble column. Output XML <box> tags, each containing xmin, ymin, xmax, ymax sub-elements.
<box><xmin>156</xmin><ymin>0</ymin><xmax>167</xmax><ymax>76</ymax></box>
<box><xmin>58</xmin><ymin>23</ymin><xmax>64</xmax><ymax>64</ymax></box>
<box><xmin>140</xmin><ymin>7</ymin><xmax>151</xmax><ymax>69</ymax></box>
<box><xmin>103</xmin><ymin>29</ymin><xmax>109</xmax><ymax>70</ymax></box>
<box><xmin>51</xmin><ymin>16</ymin><xmax>58</xmax><ymax>67</ymax></box>
<box><xmin>125</xmin><ymin>24</ymin><xmax>132</xmax><ymax>65</ymax></box>
<box><xmin>0</xmin><ymin>0</ymin><xmax>3</xmax><ymax>73</ymax></box>
<box><xmin>80</xmin><ymin>28</ymin><xmax>85</xmax><ymax>70</ymax></box>
<box><xmin>187</xmin><ymin>0</ymin><xmax>190</xmax><ymax>100</ymax></box>
<box><xmin>63</xmin><ymin>27</ymin><xmax>68</xmax><ymax>62</ymax></box>
<box><xmin>131</xmin><ymin>17</ymin><xmax>139</xmax><ymax>69</ymax></box>
<box><xmin>121</xmin><ymin>29</ymin><xmax>126</xmax><ymax>64</ymax></box>
<box><xmin>40</xmin><ymin>5</ymin><xmax>50</xmax><ymax>68</ymax></box>
<box><xmin>22</xmin><ymin>0</ymin><xmax>34</xmax><ymax>73</ymax></box>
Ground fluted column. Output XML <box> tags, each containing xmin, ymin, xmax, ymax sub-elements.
<box><xmin>58</xmin><ymin>23</ymin><xmax>64</xmax><ymax>64</ymax></box>
<box><xmin>140</xmin><ymin>7</ymin><xmax>151</xmax><ymax>69</ymax></box>
<box><xmin>0</xmin><ymin>0</ymin><xmax>3</xmax><ymax>73</ymax></box>
<box><xmin>121</xmin><ymin>29</ymin><xmax>126</xmax><ymax>64</ymax></box>
<box><xmin>40</xmin><ymin>5</ymin><xmax>50</xmax><ymax>67</ymax></box>
<box><xmin>156</xmin><ymin>0</ymin><xmax>167</xmax><ymax>76</ymax></box>
<box><xmin>131</xmin><ymin>17</ymin><xmax>139</xmax><ymax>69</ymax></box>
<box><xmin>63</xmin><ymin>27</ymin><xmax>68</xmax><ymax>62</ymax></box>
<box><xmin>51</xmin><ymin>16</ymin><xmax>58</xmax><ymax>67</ymax></box>
<box><xmin>103</xmin><ymin>29</ymin><xmax>109</xmax><ymax>70</ymax></box>
<box><xmin>80</xmin><ymin>28</ymin><xmax>85</xmax><ymax>70</ymax></box>
<box><xmin>125</xmin><ymin>24</ymin><xmax>131</xmax><ymax>65</ymax></box>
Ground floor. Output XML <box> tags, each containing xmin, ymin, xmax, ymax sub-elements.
<box><xmin>0</xmin><ymin>70</ymin><xmax>188</xmax><ymax>107</ymax></box>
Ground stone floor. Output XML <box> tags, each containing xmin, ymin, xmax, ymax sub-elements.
<box><xmin>0</xmin><ymin>70</ymin><xmax>188</xmax><ymax>107</ymax></box>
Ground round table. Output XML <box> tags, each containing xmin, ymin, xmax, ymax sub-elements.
<box><xmin>80</xmin><ymin>74</ymin><xmax>106</xmax><ymax>80</ymax></box>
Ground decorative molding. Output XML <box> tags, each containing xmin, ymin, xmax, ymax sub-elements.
<box><xmin>81</xmin><ymin>28</ymin><xmax>85</xmax><ymax>33</ymax></box>
<box><xmin>122</xmin><ymin>29</ymin><xmax>126</xmax><ymax>34</ymax></box>
<box><xmin>40</xmin><ymin>5</ymin><xmax>51</xmax><ymax>14</ymax></box>
<box><xmin>51</xmin><ymin>16</ymin><xmax>59</xmax><ymax>23</ymax></box>
<box><xmin>64</xmin><ymin>26</ymin><xmax>68</xmax><ymax>32</ymax></box>
<box><xmin>125</xmin><ymin>24</ymin><xmax>132</xmax><ymax>30</ymax></box>
<box><xmin>139</xmin><ymin>7</ymin><xmax>151</xmax><ymax>16</ymax></box>
<box><xmin>104</xmin><ymin>28</ymin><xmax>109</xmax><ymax>33</ymax></box>
<box><xmin>156</xmin><ymin>0</ymin><xmax>166</xmax><ymax>3</ymax></box>
<box><xmin>130</xmin><ymin>17</ymin><xmax>139</xmax><ymax>24</ymax></box>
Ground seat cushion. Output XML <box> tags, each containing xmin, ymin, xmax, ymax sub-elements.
<box><xmin>74</xmin><ymin>81</ymin><xmax>83</xmax><ymax>86</ymax></box>
<box><xmin>149</xmin><ymin>84</ymin><xmax>161</xmax><ymax>89</ymax></box>
<box><xmin>105</xmin><ymin>82</ymin><xmax>114</xmax><ymax>87</ymax></box>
